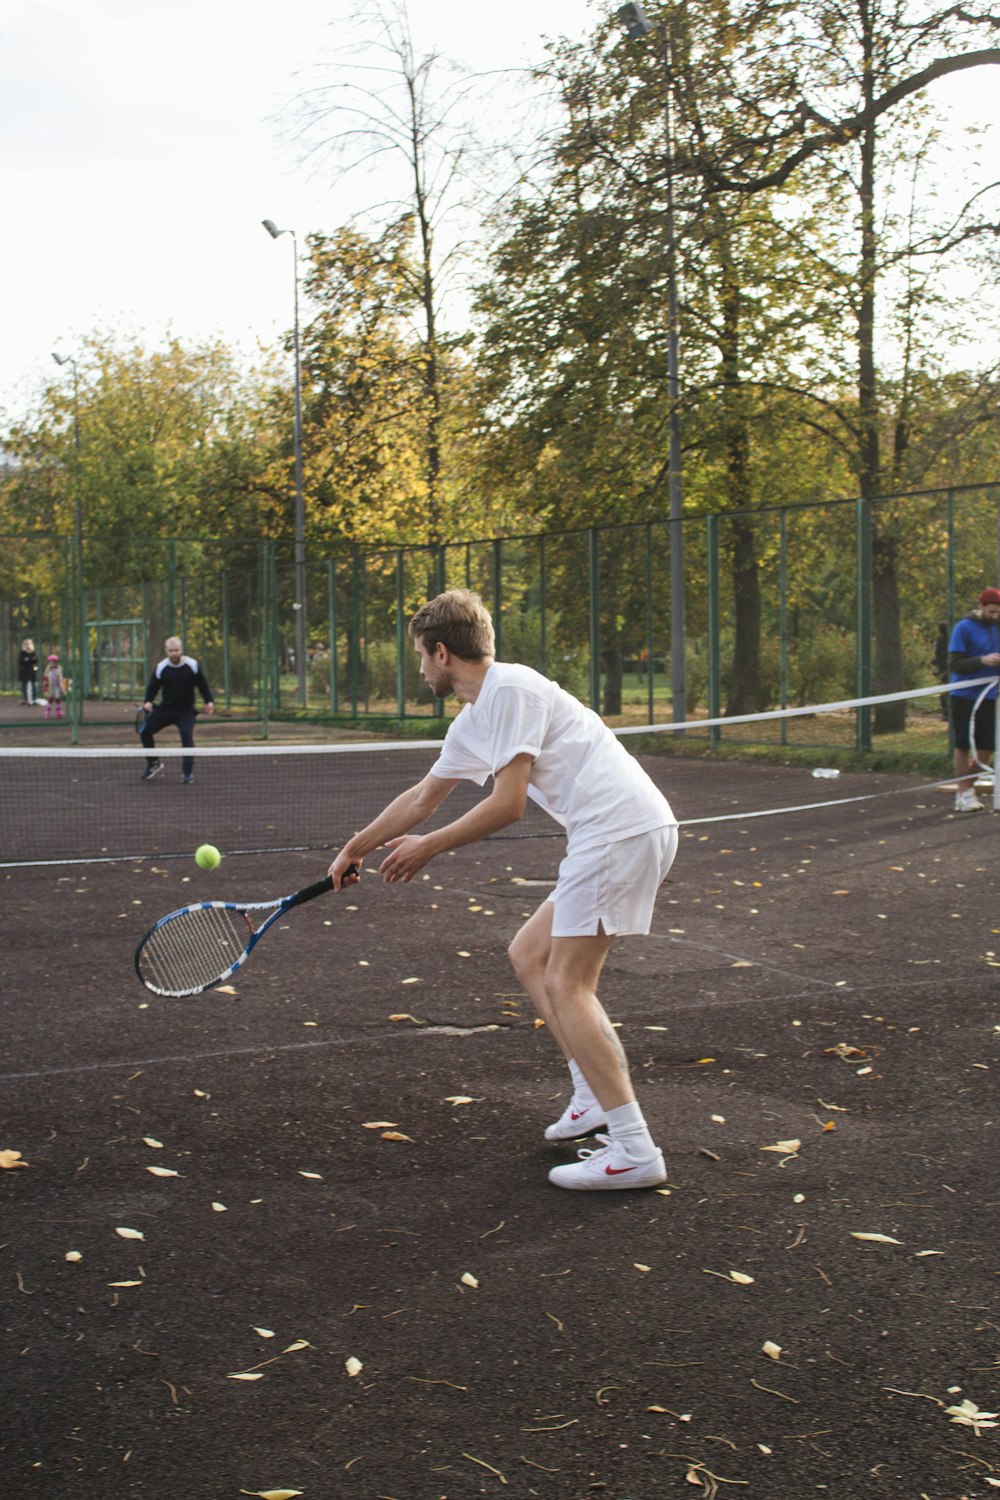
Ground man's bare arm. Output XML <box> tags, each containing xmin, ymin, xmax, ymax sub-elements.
<box><xmin>377</xmin><ymin>755</ymin><xmax>533</xmax><ymax>883</ymax></box>
<box><xmin>329</xmin><ymin>771</ymin><xmax>458</xmax><ymax>886</ymax></box>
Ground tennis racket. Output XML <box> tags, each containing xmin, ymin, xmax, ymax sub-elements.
<box><xmin>135</xmin><ymin>706</ymin><xmax>148</xmax><ymax>734</ymax></box>
<box><xmin>134</xmin><ymin>867</ymin><xmax>358</xmax><ymax>997</ymax></box>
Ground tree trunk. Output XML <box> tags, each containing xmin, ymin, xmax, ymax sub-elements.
<box><xmin>717</xmin><ymin>241</ymin><xmax>762</xmax><ymax>716</ymax></box>
<box><xmin>855</xmin><ymin>2</ymin><xmax>905</xmax><ymax>733</ymax></box>
<box><xmin>727</xmin><ymin>514</ymin><xmax>762</xmax><ymax>715</ymax></box>
<box><xmin>602</xmin><ymin>644</ymin><xmax>623</xmax><ymax>715</ymax></box>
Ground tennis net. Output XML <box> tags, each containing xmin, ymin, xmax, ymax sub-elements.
<box><xmin>0</xmin><ymin>740</ymin><xmax>563</xmax><ymax>866</ymax></box>
<box><xmin>0</xmin><ymin>680</ymin><xmax>989</xmax><ymax>867</ymax></box>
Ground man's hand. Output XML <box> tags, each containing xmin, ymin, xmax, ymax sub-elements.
<box><xmin>328</xmin><ymin>850</ymin><xmax>361</xmax><ymax>891</ymax></box>
<box><xmin>205</xmin><ymin>702</ymin><xmax>216</xmax><ymax>716</ymax></box>
<box><xmin>379</xmin><ymin>834</ymin><xmax>433</xmax><ymax>883</ymax></box>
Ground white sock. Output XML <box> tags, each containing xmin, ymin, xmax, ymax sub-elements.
<box><xmin>606</xmin><ymin>1101</ymin><xmax>656</xmax><ymax>1157</ymax></box>
<box><xmin>567</xmin><ymin>1059</ymin><xmax>599</xmax><ymax>1108</ymax></box>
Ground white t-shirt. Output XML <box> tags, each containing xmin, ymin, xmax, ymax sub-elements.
<box><xmin>430</xmin><ymin>662</ymin><xmax>676</xmax><ymax>852</ymax></box>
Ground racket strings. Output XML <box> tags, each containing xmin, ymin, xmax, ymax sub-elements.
<box><xmin>138</xmin><ymin>905</ymin><xmax>252</xmax><ymax>995</ymax></box>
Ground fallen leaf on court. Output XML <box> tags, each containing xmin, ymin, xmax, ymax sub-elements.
<box><xmin>444</xmin><ymin>1096</ymin><xmax>480</xmax><ymax>1106</ymax></box>
<box><xmin>145</xmin><ymin>1166</ymin><xmax>180</xmax><ymax>1177</ymax></box>
<box><xmin>65</xmin><ymin>1251</ymin><xmax>83</xmax><ymax>1262</ymax></box>
<box><xmin>228</xmin><ymin>1372</ymin><xmax>265</xmax><ymax>1381</ymax></box>
<box><xmin>387</xmin><ymin>1014</ymin><xmax>419</xmax><ymax>1023</ymax></box>
<box><xmin>0</xmin><ymin>1150</ymin><xmax>28</xmax><ymax>1169</ymax></box>
<box><xmin>345</xmin><ymin>1356</ymin><xmax>363</xmax><ymax>1377</ymax></box>
<box><xmin>362</xmin><ymin>1121</ymin><xmax>398</xmax><ymax>1129</ymax></box>
<box><xmin>211</xmin><ymin>1201</ymin><xmax>227</xmax><ymax>1212</ymax></box>
<box><xmin>143</xmin><ymin>1137</ymin><xmax>164</xmax><ymax>1149</ymax></box>
<box><xmin>704</xmin><ymin>1269</ymin><xmax>755</xmax><ymax>1284</ymax></box>
<box><xmin>297</xmin><ymin>1171</ymin><xmax>323</xmax><ymax>1180</ymax></box>
<box><xmin>731</xmin><ymin>959</ymin><xmax>753</xmax><ymax>968</ymax></box>
<box><xmin>457</xmin><ymin>950</ymin><xmax>471</xmax><ymax>957</ymax></box>
<box><xmin>825</xmin><ymin>1043</ymin><xmax>869</xmax><ymax>1061</ymax></box>
<box><xmin>282</xmin><ymin>1340</ymin><xmax>311</xmax><ymax>1352</ymax></box>
<box><xmin>214</xmin><ymin>984</ymin><xmax>239</xmax><ymax>996</ymax></box>
<box><xmin>944</xmin><ymin>1398</ymin><xmax>999</xmax><ymax>1433</ymax></box>
<box><xmin>821</xmin><ymin>1121</ymin><xmax>837</xmax><ymax>1132</ymax></box>
<box><xmin>253</xmin><ymin>1327</ymin><xmax>275</xmax><ymax>1338</ymax></box>
<box><xmin>913</xmin><ymin>1250</ymin><xmax>944</xmax><ymax>1257</ymax></box>
<box><xmin>711</xmin><ymin>1114</ymin><xmax>725</xmax><ymax>1123</ymax></box>
<box><xmin>460</xmin><ymin>1272</ymin><xmax>479</xmax><ymax>1288</ymax></box>
<box><xmin>634</xmin><ymin>1263</ymin><xmax>652</xmax><ymax>1273</ymax></box>
<box><xmin>534</xmin><ymin>1018</ymin><xmax>546</xmax><ymax>1028</ymax></box>
<box><xmin>401</xmin><ymin>977</ymin><xmax>422</xmax><ymax>985</ymax></box>
<box><xmin>115</xmin><ymin>1227</ymin><xmax>145</xmax><ymax>1240</ymax></box>
<box><xmin>761</xmin><ymin>1139</ymin><xmax>801</xmax><ymax>1155</ymax></box>
<box><xmin>380</xmin><ymin>1131</ymin><xmax>413</xmax><ymax>1142</ymax></box>
<box><xmin>762</xmin><ymin>1341</ymin><xmax>783</xmax><ymax>1360</ymax></box>
<box><xmin>850</xmin><ymin>1232</ymin><xmax>903</xmax><ymax>1245</ymax></box>
<box><xmin>108</xmin><ymin>1279</ymin><xmax>143</xmax><ymax>1287</ymax></box>
<box><xmin>238</xmin><ymin>1490</ymin><xmax>304</xmax><ymax>1499</ymax></box>
<box><xmin>194</xmin><ymin>1089</ymin><xmax>210</xmax><ymax>1098</ymax></box>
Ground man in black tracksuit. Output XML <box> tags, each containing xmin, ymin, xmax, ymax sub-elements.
<box><xmin>140</xmin><ymin>636</ymin><xmax>214</xmax><ymax>783</ymax></box>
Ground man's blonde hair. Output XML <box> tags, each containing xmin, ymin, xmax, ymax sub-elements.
<box><xmin>408</xmin><ymin>590</ymin><xmax>495</xmax><ymax>661</ymax></box>
<box><xmin>165</xmin><ymin>636</ymin><xmax>182</xmax><ymax>651</ymax></box>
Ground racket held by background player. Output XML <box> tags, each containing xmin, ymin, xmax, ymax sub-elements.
<box><xmin>134</xmin><ymin>867</ymin><xmax>358</xmax><ymax>996</ymax></box>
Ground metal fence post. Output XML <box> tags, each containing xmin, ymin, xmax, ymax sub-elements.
<box><xmin>492</xmin><ymin>538</ymin><xmax>503</xmax><ymax>661</ymax></box>
<box><xmin>706</xmin><ymin>514</ymin><xmax>720</xmax><ymax>747</ymax></box>
<box><xmin>328</xmin><ymin>558</ymin><xmax>338</xmax><ymax>713</ymax></box>
<box><xmin>645</xmin><ymin>520</ymin><xmax>655</xmax><ymax>723</ymax></box>
<box><xmin>779</xmin><ymin>510</ymin><xmax>789</xmax><ymax>746</ymax></box>
<box><xmin>856</xmin><ymin>496</ymin><xmax>873</xmax><ymax>752</ymax></box>
<box><xmin>396</xmin><ymin>549</ymin><xmax>406</xmax><ymax>717</ymax></box>
<box><xmin>588</xmin><ymin>527</ymin><xmax>601</xmax><ymax>712</ymax></box>
<box><xmin>539</xmin><ymin>534</ymin><xmax>548</xmax><ymax>678</ymax></box>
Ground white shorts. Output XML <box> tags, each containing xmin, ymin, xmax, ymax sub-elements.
<box><xmin>548</xmin><ymin>825</ymin><xmax>678</xmax><ymax>938</ymax></box>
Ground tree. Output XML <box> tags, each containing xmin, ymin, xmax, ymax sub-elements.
<box><xmin>1</xmin><ymin>331</ymin><xmax>284</xmax><ymax>588</ymax></box>
<box><xmin>471</xmin><ymin>11</ymin><xmax>852</xmax><ymax>713</ymax></box>
<box><xmin>670</xmin><ymin>0</ymin><xmax>1000</xmax><ymax>728</ymax></box>
<box><xmin>290</xmin><ymin>0</ymin><xmax>482</xmax><ymax>543</ymax></box>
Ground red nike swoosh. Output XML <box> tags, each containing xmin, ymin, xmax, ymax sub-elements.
<box><xmin>570</xmin><ymin>1108</ymin><xmax>591</xmax><ymax>1121</ymax></box>
<box><xmin>604</xmin><ymin>1164</ymin><xmax>637</xmax><ymax>1176</ymax></box>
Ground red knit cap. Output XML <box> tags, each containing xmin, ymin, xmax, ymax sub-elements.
<box><xmin>979</xmin><ymin>588</ymin><xmax>1000</xmax><ymax>605</ymax></box>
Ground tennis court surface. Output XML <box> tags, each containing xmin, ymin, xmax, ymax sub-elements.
<box><xmin>2</xmin><ymin>754</ymin><xmax>997</xmax><ymax>1497</ymax></box>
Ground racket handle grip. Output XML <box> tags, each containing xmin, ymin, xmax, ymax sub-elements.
<box><xmin>287</xmin><ymin>865</ymin><xmax>359</xmax><ymax>909</ymax></box>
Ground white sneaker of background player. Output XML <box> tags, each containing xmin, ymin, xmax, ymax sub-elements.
<box><xmin>544</xmin><ymin>1096</ymin><xmax>607</xmax><ymax>1141</ymax></box>
<box><xmin>955</xmin><ymin>789</ymin><xmax>983</xmax><ymax>811</ymax></box>
<box><xmin>548</xmin><ymin>1133</ymin><xmax>667</xmax><ymax>1191</ymax></box>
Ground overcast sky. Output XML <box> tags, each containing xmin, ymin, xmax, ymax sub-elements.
<box><xmin>0</xmin><ymin>0</ymin><xmax>598</xmax><ymax>419</ymax></box>
<box><xmin>1</xmin><ymin>0</ymin><xmax>995</xmax><ymax>423</ymax></box>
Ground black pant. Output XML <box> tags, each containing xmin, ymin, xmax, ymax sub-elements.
<box><xmin>141</xmin><ymin>708</ymin><xmax>197</xmax><ymax>776</ymax></box>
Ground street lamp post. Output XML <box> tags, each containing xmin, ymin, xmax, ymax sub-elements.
<box><xmin>262</xmin><ymin>218</ymin><xmax>307</xmax><ymax>709</ymax></box>
<box><xmin>618</xmin><ymin>2</ymin><xmax>686</xmax><ymax>726</ymax></box>
<box><xmin>52</xmin><ymin>351</ymin><xmax>84</xmax><ymax>737</ymax></box>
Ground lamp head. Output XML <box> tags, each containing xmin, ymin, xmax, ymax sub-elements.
<box><xmin>52</xmin><ymin>352</ymin><xmax>70</xmax><ymax>366</ymax></box>
<box><xmin>618</xmin><ymin>2</ymin><xmax>652</xmax><ymax>39</ymax></box>
<box><xmin>262</xmin><ymin>218</ymin><xmax>283</xmax><ymax>239</ymax></box>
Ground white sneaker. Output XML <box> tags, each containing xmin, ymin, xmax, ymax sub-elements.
<box><xmin>548</xmin><ymin>1133</ymin><xmax>667</xmax><ymax>1191</ymax></box>
<box><xmin>955</xmin><ymin>789</ymin><xmax>983</xmax><ymax>811</ymax></box>
<box><xmin>544</xmin><ymin>1098</ymin><xmax>607</xmax><ymax>1142</ymax></box>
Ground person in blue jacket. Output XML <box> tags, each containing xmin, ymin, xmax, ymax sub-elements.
<box><xmin>948</xmin><ymin>588</ymin><xmax>1000</xmax><ymax>811</ymax></box>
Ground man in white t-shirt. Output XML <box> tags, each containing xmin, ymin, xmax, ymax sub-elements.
<box><xmin>330</xmin><ymin>589</ymin><xmax>678</xmax><ymax>1191</ymax></box>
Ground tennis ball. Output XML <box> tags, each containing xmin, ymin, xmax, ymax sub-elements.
<box><xmin>194</xmin><ymin>843</ymin><xmax>221</xmax><ymax>871</ymax></box>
